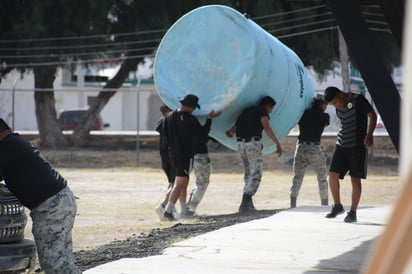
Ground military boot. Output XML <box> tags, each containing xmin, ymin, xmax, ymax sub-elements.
<box><xmin>239</xmin><ymin>194</ymin><xmax>257</xmax><ymax>214</ymax></box>
<box><xmin>290</xmin><ymin>196</ymin><xmax>297</xmax><ymax>208</ymax></box>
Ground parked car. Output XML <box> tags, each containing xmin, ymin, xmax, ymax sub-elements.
<box><xmin>58</xmin><ymin>109</ymin><xmax>109</xmax><ymax>131</ymax></box>
<box><xmin>0</xmin><ymin>183</ymin><xmax>36</xmax><ymax>273</ymax></box>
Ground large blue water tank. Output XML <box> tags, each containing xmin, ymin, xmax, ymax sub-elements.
<box><xmin>154</xmin><ymin>5</ymin><xmax>314</xmax><ymax>154</ymax></box>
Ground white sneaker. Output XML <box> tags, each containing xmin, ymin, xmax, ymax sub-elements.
<box><xmin>173</xmin><ymin>208</ymin><xmax>180</xmax><ymax>219</ymax></box>
<box><xmin>155</xmin><ymin>204</ymin><xmax>165</xmax><ymax>221</ymax></box>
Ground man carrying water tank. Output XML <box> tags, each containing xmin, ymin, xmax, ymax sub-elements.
<box><xmin>290</xmin><ymin>97</ymin><xmax>330</xmax><ymax>208</ymax></box>
<box><xmin>226</xmin><ymin>96</ymin><xmax>282</xmax><ymax>214</ymax></box>
<box><xmin>162</xmin><ymin>94</ymin><xmax>221</xmax><ymax>221</ymax></box>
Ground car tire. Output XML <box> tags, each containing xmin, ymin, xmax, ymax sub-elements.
<box><xmin>0</xmin><ymin>239</ymin><xmax>37</xmax><ymax>274</ymax></box>
<box><xmin>0</xmin><ymin>184</ymin><xmax>27</xmax><ymax>244</ymax></box>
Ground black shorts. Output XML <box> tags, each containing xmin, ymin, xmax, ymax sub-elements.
<box><xmin>171</xmin><ymin>157</ymin><xmax>193</xmax><ymax>178</ymax></box>
<box><xmin>329</xmin><ymin>145</ymin><xmax>368</xmax><ymax>179</ymax></box>
<box><xmin>160</xmin><ymin>151</ymin><xmax>176</xmax><ymax>183</ymax></box>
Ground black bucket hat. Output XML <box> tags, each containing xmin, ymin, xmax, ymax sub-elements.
<box><xmin>179</xmin><ymin>94</ymin><xmax>200</xmax><ymax>109</ymax></box>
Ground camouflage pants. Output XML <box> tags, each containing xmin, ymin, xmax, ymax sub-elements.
<box><xmin>187</xmin><ymin>153</ymin><xmax>211</xmax><ymax>212</ymax></box>
<box><xmin>238</xmin><ymin>140</ymin><xmax>263</xmax><ymax>196</ymax></box>
<box><xmin>291</xmin><ymin>142</ymin><xmax>328</xmax><ymax>201</ymax></box>
<box><xmin>30</xmin><ymin>186</ymin><xmax>81</xmax><ymax>274</ymax></box>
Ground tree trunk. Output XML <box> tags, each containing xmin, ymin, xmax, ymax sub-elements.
<box><xmin>338</xmin><ymin>28</ymin><xmax>351</xmax><ymax>93</ymax></box>
<box><xmin>70</xmin><ymin>57</ymin><xmax>143</xmax><ymax>145</ymax></box>
<box><xmin>70</xmin><ymin>58</ymin><xmax>143</xmax><ymax>145</ymax></box>
<box><xmin>33</xmin><ymin>67</ymin><xmax>67</xmax><ymax>147</ymax></box>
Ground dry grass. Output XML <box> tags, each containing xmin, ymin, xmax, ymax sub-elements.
<box><xmin>21</xmin><ymin>147</ymin><xmax>401</xmax><ymax>256</ymax></box>
<box><xmin>24</xmin><ymin>165</ymin><xmax>401</xmax><ymax>253</ymax></box>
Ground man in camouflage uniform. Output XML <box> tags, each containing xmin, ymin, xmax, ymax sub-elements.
<box><xmin>0</xmin><ymin>118</ymin><xmax>81</xmax><ymax>274</ymax></box>
<box><xmin>226</xmin><ymin>96</ymin><xmax>282</xmax><ymax>214</ymax></box>
<box><xmin>290</xmin><ymin>98</ymin><xmax>330</xmax><ymax>208</ymax></box>
<box><xmin>185</xmin><ymin>136</ymin><xmax>212</xmax><ymax>217</ymax></box>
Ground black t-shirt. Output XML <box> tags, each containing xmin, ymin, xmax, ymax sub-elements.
<box><xmin>0</xmin><ymin>133</ymin><xmax>67</xmax><ymax>210</ymax></box>
<box><xmin>336</xmin><ymin>93</ymin><xmax>374</xmax><ymax>148</ymax></box>
<box><xmin>298</xmin><ymin>108</ymin><xmax>330</xmax><ymax>142</ymax></box>
<box><xmin>155</xmin><ymin>117</ymin><xmax>168</xmax><ymax>157</ymax></box>
<box><xmin>235</xmin><ymin>106</ymin><xmax>269</xmax><ymax>139</ymax></box>
<box><xmin>163</xmin><ymin>110</ymin><xmax>211</xmax><ymax>159</ymax></box>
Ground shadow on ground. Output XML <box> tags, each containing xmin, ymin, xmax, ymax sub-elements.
<box><xmin>304</xmin><ymin>237</ymin><xmax>378</xmax><ymax>274</ymax></box>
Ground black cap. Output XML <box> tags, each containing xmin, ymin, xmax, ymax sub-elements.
<box><xmin>179</xmin><ymin>94</ymin><xmax>200</xmax><ymax>109</ymax></box>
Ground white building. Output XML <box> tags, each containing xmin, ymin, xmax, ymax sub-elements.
<box><xmin>0</xmin><ymin>60</ymin><xmax>163</xmax><ymax>131</ymax></box>
<box><xmin>0</xmin><ymin>62</ymin><xmax>401</xmax><ymax>132</ymax></box>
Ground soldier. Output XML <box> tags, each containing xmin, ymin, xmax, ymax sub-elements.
<box><xmin>0</xmin><ymin>118</ymin><xmax>81</xmax><ymax>274</ymax></box>
<box><xmin>184</xmin><ymin>135</ymin><xmax>213</xmax><ymax>217</ymax></box>
<box><xmin>290</xmin><ymin>98</ymin><xmax>330</xmax><ymax>208</ymax></box>
<box><xmin>226</xmin><ymin>96</ymin><xmax>282</xmax><ymax>214</ymax></box>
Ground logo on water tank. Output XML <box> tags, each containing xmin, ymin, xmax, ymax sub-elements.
<box><xmin>295</xmin><ymin>64</ymin><xmax>304</xmax><ymax>98</ymax></box>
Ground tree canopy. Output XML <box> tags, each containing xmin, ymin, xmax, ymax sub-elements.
<box><xmin>0</xmin><ymin>0</ymin><xmax>401</xmax><ymax>146</ymax></box>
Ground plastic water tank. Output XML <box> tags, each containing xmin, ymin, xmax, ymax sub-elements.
<box><xmin>154</xmin><ymin>5</ymin><xmax>314</xmax><ymax>154</ymax></box>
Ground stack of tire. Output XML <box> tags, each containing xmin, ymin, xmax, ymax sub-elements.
<box><xmin>0</xmin><ymin>183</ymin><xmax>36</xmax><ymax>273</ymax></box>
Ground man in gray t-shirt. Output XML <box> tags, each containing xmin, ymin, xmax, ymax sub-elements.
<box><xmin>323</xmin><ymin>87</ymin><xmax>377</xmax><ymax>223</ymax></box>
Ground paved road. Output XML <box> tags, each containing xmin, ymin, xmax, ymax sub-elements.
<box><xmin>85</xmin><ymin>206</ymin><xmax>391</xmax><ymax>274</ymax></box>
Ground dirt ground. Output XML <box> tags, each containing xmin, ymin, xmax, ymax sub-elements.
<box><xmin>26</xmin><ymin>147</ymin><xmax>400</xmax><ymax>273</ymax></box>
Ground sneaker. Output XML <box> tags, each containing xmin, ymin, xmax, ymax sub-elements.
<box><xmin>155</xmin><ymin>204</ymin><xmax>165</xmax><ymax>221</ymax></box>
<box><xmin>325</xmin><ymin>204</ymin><xmax>345</xmax><ymax>218</ymax></box>
<box><xmin>163</xmin><ymin>211</ymin><xmax>176</xmax><ymax>221</ymax></box>
<box><xmin>344</xmin><ymin>211</ymin><xmax>357</xmax><ymax>223</ymax></box>
<box><xmin>181</xmin><ymin>209</ymin><xmax>195</xmax><ymax>219</ymax></box>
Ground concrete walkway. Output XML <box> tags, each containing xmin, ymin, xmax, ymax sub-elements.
<box><xmin>84</xmin><ymin>206</ymin><xmax>391</xmax><ymax>274</ymax></box>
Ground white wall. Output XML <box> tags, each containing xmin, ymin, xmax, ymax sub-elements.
<box><xmin>0</xmin><ymin>68</ymin><xmax>163</xmax><ymax>131</ymax></box>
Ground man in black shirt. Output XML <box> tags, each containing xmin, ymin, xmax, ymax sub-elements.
<box><xmin>0</xmin><ymin>118</ymin><xmax>81</xmax><ymax>273</ymax></box>
<box><xmin>290</xmin><ymin>98</ymin><xmax>330</xmax><ymax>208</ymax></box>
<box><xmin>324</xmin><ymin>86</ymin><xmax>376</xmax><ymax>223</ymax></box>
<box><xmin>162</xmin><ymin>94</ymin><xmax>221</xmax><ymax>221</ymax></box>
<box><xmin>154</xmin><ymin>104</ymin><xmax>178</xmax><ymax>220</ymax></box>
<box><xmin>226</xmin><ymin>96</ymin><xmax>282</xmax><ymax>214</ymax></box>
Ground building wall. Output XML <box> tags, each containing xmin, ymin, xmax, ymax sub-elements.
<box><xmin>0</xmin><ymin>64</ymin><xmax>401</xmax><ymax>132</ymax></box>
<box><xmin>0</xmin><ymin>68</ymin><xmax>163</xmax><ymax>131</ymax></box>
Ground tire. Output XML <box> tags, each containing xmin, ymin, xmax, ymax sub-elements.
<box><xmin>0</xmin><ymin>239</ymin><xmax>37</xmax><ymax>274</ymax></box>
<box><xmin>0</xmin><ymin>184</ymin><xmax>27</xmax><ymax>244</ymax></box>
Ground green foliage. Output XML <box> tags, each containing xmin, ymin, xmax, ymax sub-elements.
<box><xmin>0</xmin><ymin>0</ymin><xmax>401</xmax><ymax>79</ymax></box>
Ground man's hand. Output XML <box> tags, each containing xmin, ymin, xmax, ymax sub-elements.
<box><xmin>364</xmin><ymin>133</ymin><xmax>374</xmax><ymax>148</ymax></box>
<box><xmin>208</xmin><ymin>110</ymin><xmax>222</xmax><ymax>119</ymax></box>
<box><xmin>226</xmin><ymin>126</ymin><xmax>236</xmax><ymax>138</ymax></box>
<box><xmin>275</xmin><ymin>142</ymin><xmax>283</xmax><ymax>157</ymax></box>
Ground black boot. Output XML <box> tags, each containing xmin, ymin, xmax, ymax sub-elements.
<box><xmin>239</xmin><ymin>194</ymin><xmax>257</xmax><ymax>214</ymax></box>
<box><xmin>290</xmin><ymin>196</ymin><xmax>297</xmax><ymax>208</ymax></box>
